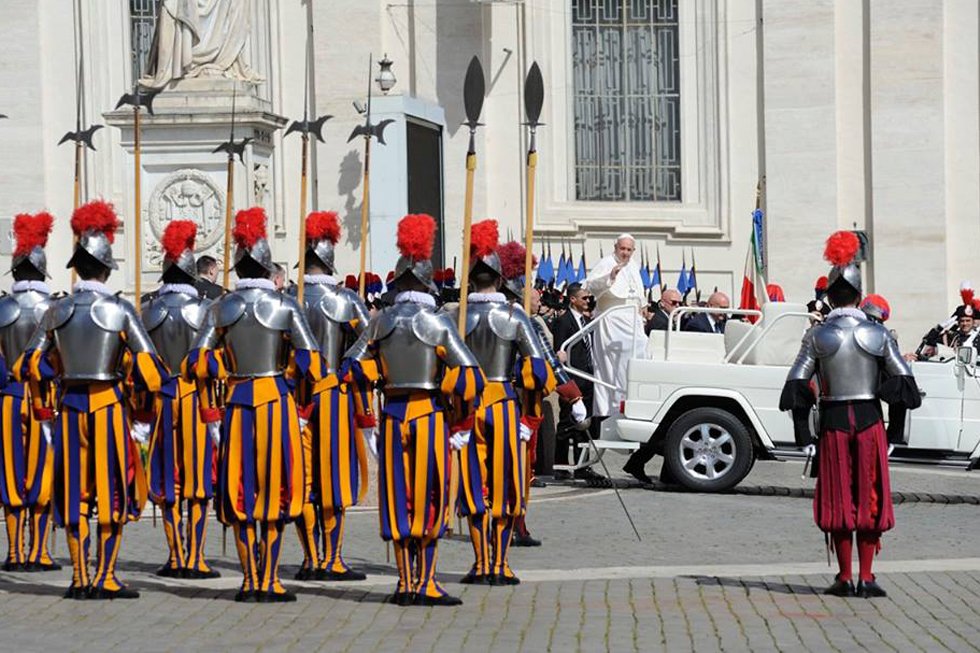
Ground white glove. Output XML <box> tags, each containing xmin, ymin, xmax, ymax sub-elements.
<box><xmin>299</xmin><ymin>417</ymin><xmax>309</xmax><ymax>433</ymax></box>
<box><xmin>450</xmin><ymin>430</ymin><xmax>471</xmax><ymax>451</ymax></box>
<box><xmin>40</xmin><ymin>421</ymin><xmax>53</xmax><ymax>447</ymax></box>
<box><xmin>519</xmin><ymin>422</ymin><xmax>533</xmax><ymax>442</ymax></box>
<box><xmin>802</xmin><ymin>444</ymin><xmax>816</xmax><ymax>458</ymax></box>
<box><xmin>207</xmin><ymin>422</ymin><xmax>222</xmax><ymax>447</ymax></box>
<box><xmin>571</xmin><ymin>400</ymin><xmax>588</xmax><ymax>424</ymax></box>
<box><xmin>362</xmin><ymin>427</ymin><xmax>378</xmax><ymax>460</ymax></box>
<box><xmin>887</xmin><ymin>444</ymin><xmax>895</xmax><ymax>457</ymax></box>
<box><xmin>131</xmin><ymin>421</ymin><xmax>152</xmax><ymax>445</ymax></box>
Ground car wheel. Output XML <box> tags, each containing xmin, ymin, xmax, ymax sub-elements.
<box><xmin>664</xmin><ymin>407</ymin><xmax>755</xmax><ymax>492</ymax></box>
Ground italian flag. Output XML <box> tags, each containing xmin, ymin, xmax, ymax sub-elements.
<box><xmin>739</xmin><ymin>208</ymin><xmax>768</xmax><ymax>323</ymax></box>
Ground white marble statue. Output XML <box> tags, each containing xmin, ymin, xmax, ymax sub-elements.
<box><xmin>140</xmin><ymin>0</ymin><xmax>264</xmax><ymax>89</ymax></box>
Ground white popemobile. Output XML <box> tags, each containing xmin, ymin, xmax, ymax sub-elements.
<box><xmin>558</xmin><ymin>301</ymin><xmax>980</xmax><ymax>492</ymax></box>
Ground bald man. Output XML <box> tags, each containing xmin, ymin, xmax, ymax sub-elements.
<box><xmin>584</xmin><ymin>234</ymin><xmax>648</xmax><ymax>419</ymax></box>
<box><xmin>683</xmin><ymin>291</ymin><xmax>731</xmax><ymax>334</ymax></box>
<box><xmin>645</xmin><ymin>288</ymin><xmax>683</xmax><ymax>334</ymax></box>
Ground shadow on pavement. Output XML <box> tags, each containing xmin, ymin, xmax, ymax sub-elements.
<box><xmin>686</xmin><ymin>575</ymin><xmax>822</xmax><ymax>596</ymax></box>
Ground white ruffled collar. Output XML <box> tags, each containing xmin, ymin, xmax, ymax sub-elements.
<box><xmin>395</xmin><ymin>291</ymin><xmax>436</xmax><ymax>307</ymax></box>
<box><xmin>828</xmin><ymin>307</ymin><xmax>867</xmax><ymax>321</ymax></box>
<box><xmin>73</xmin><ymin>280</ymin><xmax>113</xmax><ymax>296</ymax></box>
<box><xmin>468</xmin><ymin>292</ymin><xmax>506</xmax><ymax>303</ymax></box>
<box><xmin>235</xmin><ymin>278</ymin><xmax>276</xmax><ymax>291</ymax></box>
<box><xmin>304</xmin><ymin>274</ymin><xmax>338</xmax><ymax>286</ymax></box>
<box><xmin>12</xmin><ymin>281</ymin><xmax>50</xmax><ymax>294</ymax></box>
<box><xmin>159</xmin><ymin>283</ymin><xmax>199</xmax><ymax>297</ymax></box>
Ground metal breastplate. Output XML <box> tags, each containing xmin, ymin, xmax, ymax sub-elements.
<box><xmin>303</xmin><ymin>283</ymin><xmax>358</xmax><ymax>373</ymax></box>
<box><xmin>813</xmin><ymin>316</ymin><xmax>885</xmax><ymax>401</ymax></box>
<box><xmin>142</xmin><ymin>292</ymin><xmax>207</xmax><ymax>372</ymax></box>
<box><xmin>50</xmin><ymin>293</ymin><xmax>128</xmax><ymax>381</ymax></box>
<box><xmin>463</xmin><ymin>302</ymin><xmax>519</xmax><ymax>382</ymax></box>
<box><xmin>214</xmin><ymin>289</ymin><xmax>289</xmax><ymax>378</ymax></box>
<box><xmin>0</xmin><ymin>291</ymin><xmax>51</xmax><ymax>363</ymax></box>
<box><xmin>373</xmin><ymin>303</ymin><xmax>443</xmax><ymax>390</ymax></box>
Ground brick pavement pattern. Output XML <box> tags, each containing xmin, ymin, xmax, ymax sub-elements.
<box><xmin>0</xmin><ymin>460</ymin><xmax>977</xmax><ymax>652</ymax></box>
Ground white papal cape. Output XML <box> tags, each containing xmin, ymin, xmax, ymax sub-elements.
<box><xmin>584</xmin><ymin>254</ymin><xmax>648</xmax><ymax>417</ymax></box>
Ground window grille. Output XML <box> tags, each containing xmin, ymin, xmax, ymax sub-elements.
<box><xmin>572</xmin><ymin>0</ymin><xmax>681</xmax><ymax>201</ymax></box>
<box><xmin>130</xmin><ymin>0</ymin><xmax>158</xmax><ymax>84</ymax></box>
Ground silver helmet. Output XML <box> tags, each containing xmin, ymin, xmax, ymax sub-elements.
<box><xmin>160</xmin><ymin>219</ymin><xmax>199</xmax><ymax>281</ymax></box>
<box><xmin>10</xmin><ymin>211</ymin><xmax>53</xmax><ymax>278</ymax></box>
<box><xmin>67</xmin><ymin>201</ymin><xmax>120</xmax><ymax>271</ymax></box>
<box><xmin>304</xmin><ymin>211</ymin><xmax>341</xmax><ymax>275</ymax></box>
<box><xmin>469</xmin><ymin>219</ymin><xmax>502</xmax><ymax>280</ymax></box>
<box><xmin>11</xmin><ymin>246</ymin><xmax>49</xmax><ymax>278</ymax></box>
<box><xmin>232</xmin><ymin>207</ymin><xmax>277</xmax><ymax>275</ymax></box>
<box><xmin>823</xmin><ymin>231</ymin><xmax>862</xmax><ymax>299</ymax></box>
<box><xmin>393</xmin><ymin>255</ymin><xmax>437</xmax><ymax>293</ymax></box>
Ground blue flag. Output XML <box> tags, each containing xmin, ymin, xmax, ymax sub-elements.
<box><xmin>677</xmin><ymin>263</ymin><xmax>689</xmax><ymax>295</ymax></box>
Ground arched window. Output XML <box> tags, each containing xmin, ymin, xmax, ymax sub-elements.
<box><xmin>572</xmin><ymin>0</ymin><xmax>681</xmax><ymax>202</ymax></box>
<box><xmin>130</xmin><ymin>0</ymin><xmax>158</xmax><ymax>83</ymax></box>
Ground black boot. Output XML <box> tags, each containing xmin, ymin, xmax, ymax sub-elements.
<box><xmin>823</xmin><ymin>575</ymin><xmax>855</xmax><ymax>597</ymax></box>
<box><xmin>856</xmin><ymin>579</ymin><xmax>887</xmax><ymax>598</ymax></box>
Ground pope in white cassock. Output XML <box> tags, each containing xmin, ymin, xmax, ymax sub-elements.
<box><xmin>584</xmin><ymin>234</ymin><xmax>648</xmax><ymax>418</ymax></box>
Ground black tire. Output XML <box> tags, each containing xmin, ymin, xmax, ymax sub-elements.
<box><xmin>663</xmin><ymin>407</ymin><xmax>755</xmax><ymax>492</ymax></box>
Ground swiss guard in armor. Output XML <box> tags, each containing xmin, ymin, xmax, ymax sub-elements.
<box><xmin>447</xmin><ymin>221</ymin><xmax>557</xmax><ymax>586</ymax></box>
<box><xmin>18</xmin><ymin>201</ymin><xmax>167</xmax><ymax>599</ymax></box>
<box><xmin>183</xmin><ymin>208</ymin><xmax>323</xmax><ymax>603</ymax></box>
<box><xmin>345</xmin><ymin>214</ymin><xmax>484</xmax><ymax>607</ymax></box>
<box><xmin>780</xmin><ymin>231</ymin><xmax>921</xmax><ymax>598</ymax></box>
<box><xmin>0</xmin><ymin>212</ymin><xmax>58</xmax><ymax>572</ymax></box>
<box><xmin>290</xmin><ymin>211</ymin><xmax>370</xmax><ymax>582</ymax></box>
<box><xmin>140</xmin><ymin>220</ymin><xmax>217</xmax><ymax>580</ymax></box>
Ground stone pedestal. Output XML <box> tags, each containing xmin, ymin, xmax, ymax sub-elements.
<box><xmin>104</xmin><ymin>79</ymin><xmax>286</xmax><ymax>280</ymax></box>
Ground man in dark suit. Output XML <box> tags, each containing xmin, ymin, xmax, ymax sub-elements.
<box><xmin>195</xmin><ymin>255</ymin><xmax>224</xmax><ymax>299</ymax></box>
<box><xmin>682</xmin><ymin>291</ymin><xmax>731</xmax><ymax>334</ymax></box>
<box><xmin>645</xmin><ymin>288</ymin><xmax>682</xmax><ymax>334</ymax></box>
<box><xmin>551</xmin><ymin>283</ymin><xmax>600</xmax><ymax>480</ymax></box>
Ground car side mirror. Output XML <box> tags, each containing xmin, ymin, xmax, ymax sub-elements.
<box><xmin>957</xmin><ymin>346</ymin><xmax>974</xmax><ymax>366</ymax></box>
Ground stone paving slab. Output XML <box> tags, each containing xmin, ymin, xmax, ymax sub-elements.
<box><xmin>0</xmin><ymin>460</ymin><xmax>977</xmax><ymax>652</ymax></box>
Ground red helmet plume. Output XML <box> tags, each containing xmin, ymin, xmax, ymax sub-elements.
<box><xmin>497</xmin><ymin>241</ymin><xmax>536</xmax><ymax>280</ymax></box>
<box><xmin>12</xmin><ymin>212</ymin><xmax>54</xmax><ymax>257</ymax></box>
<box><xmin>470</xmin><ymin>220</ymin><xmax>499</xmax><ymax>259</ymax></box>
<box><xmin>71</xmin><ymin>201</ymin><xmax>119</xmax><ymax>243</ymax></box>
<box><xmin>814</xmin><ymin>276</ymin><xmax>829</xmax><ymax>292</ymax></box>
<box><xmin>861</xmin><ymin>294</ymin><xmax>891</xmax><ymax>322</ymax></box>
<box><xmin>232</xmin><ymin>207</ymin><xmax>267</xmax><ymax>249</ymax></box>
<box><xmin>306</xmin><ymin>211</ymin><xmax>341</xmax><ymax>245</ymax></box>
<box><xmin>960</xmin><ymin>281</ymin><xmax>975</xmax><ymax>307</ymax></box>
<box><xmin>161</xmin><ymin>220</ymin><xmax>198</xmax><ymax>262</ymax></box>
<box><xmin>823</xmin><ymin>231</ymin><xmax>860</xmax><ymax>267</ymax></box>
<box><xmin>396</xmin><ymin>214</ymin><xmax>436</xmax><ymax>260</ymax></box>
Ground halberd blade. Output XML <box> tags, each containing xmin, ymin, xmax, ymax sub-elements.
<box><xmin>463</xmin><ymin>56</ymin><xmax>486</xmax><ymax>126</ymax></box>
<box><xmin>524</xmin><ymin>62</ymin><xmax>544</xmax><ymax>126</ymax></box>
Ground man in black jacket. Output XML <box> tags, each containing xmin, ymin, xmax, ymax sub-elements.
<box><xmin>551</xmin><ymin>283</ymin><xmax>600</xmax><ymax>480</ymax></box>
<box><xmin>683</xmin><ymin>291</ymin><xmax>730</xmax><ymax>334</ymax></box>
<box><xmin>194</xmin><ymin>255</ymin><xmax>224</xmax><ymax>299</ymax></box>
<box><xmin>645</xmin><ymin>288</ymin><xmax>682</xmax><ymax>334</ymax></box>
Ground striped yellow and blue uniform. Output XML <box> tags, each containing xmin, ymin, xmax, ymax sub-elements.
<box><xmin>18</xmin><ymin>348</ymin><xmax>167</xmax><ymax>592</ymax></box>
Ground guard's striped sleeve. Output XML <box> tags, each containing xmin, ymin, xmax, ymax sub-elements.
<box><xmin>182</xmin><ymin>347</ymin><xmax>227</xmax><ymax>423</ymax></box>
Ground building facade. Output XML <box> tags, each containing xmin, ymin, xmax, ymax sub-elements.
<box><xmin>0</xmin><ymin>0</ymin><xmax>977</xmax><ymax>348</ymax></box>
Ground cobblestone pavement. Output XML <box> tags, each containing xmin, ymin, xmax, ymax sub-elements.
<box><xmin>1</xmin><ymin>459</ymin><xmax>979</xmax><ymax>652</ymax></box>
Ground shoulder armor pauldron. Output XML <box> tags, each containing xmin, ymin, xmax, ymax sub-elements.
<box><xmin>413</xmin><ymin>309</ymin><xmax>453</xmax><ymax>347</ymax></box>
<box><xmin>811</xmin><ymin>323</ymin><xmax>844</xmax><ymax>357</ymax></box>
<box><xmin>489</xmin><ymin>304</ymin><xmax>522</xmax><ymax>341</ymax></box>
<box><xmin>141</xmin><ymin>297</ymin><xmax>169</xmax><ymax>331</ymax></box>
<box><xmin>42</xmin><ymin>296</ymin><xmax>75</xmax><ymax>331</ymax></box>
<box><xmin>316</xmin><ymin>290</ymin><xmax>357</xmax><ymax>324</ymax></box>
<box><xmin>254</xmin><ymin>292</ymin><xmax>293</xmax><ymax>330</ymax></box>
<box><xmin>213</xmin><ymin>294</ymin><xmax>247</xmax><ymax>328</ymax></box>
<box><xmin>181</xmin><ymin>300</ymin><xmax>209</xmax><ymax>331</ymax></box>
<box><xmin>90</xmin><ymin>295</ymin><xmax>130</xmax><ymax>332</ymax></box>
<box><xmin>0</xmin><ymin>296</ymin><xmax>21</xmax><ymax>329</ymax></box>
<box><xmin>853</xmin><ymin>321</ymin><xmax>888</xmax><ymax>356</ymax></box>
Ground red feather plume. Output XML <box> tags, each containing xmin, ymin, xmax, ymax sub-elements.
<box><xmin>161</xmin><ymin>220</ymin><xmax>198</xmax><ymax>261</ymax></box>
<box><xmin>306</xmin><ymin>211</ymin><xmax>341</xmax><ymax>245</ymax></box>
<box><xmin>344</xmin><ymin>274</ymin><xmax>358</xmax><ymax>290</ymax></box>
<box><xmin>470</xmin><ymin>220</ymin><xmax>499</xmax><ymax>258</ymax></box>
<box><xmin>862</xmin><ymin>294</ymin><xmax>891</xmax><ymax>321</ymax></box>
<box><xmin>396</xmin><ymin>214</ymin><xmax>436</xmax><ymax>260</ymax></box>
<box><xmin>71</xmin><ymin>200</ymin><xmax>119</xmax><ymax>243</ymax></box>
<box><xmin>12</xmin><ymin>212</ymin><xmax>54</xmax><ymax>257</ymax></box>
<box><xmin>814</xmin><ymin>276</ymin><xmax>829</xmax><ymax>291</ymax></box>
<box><xmin>961</xmin><ymin>288</ymin><xmax>975</xmax><ymax>306</ymax></box>
<box><xmin>232</xmin><ymin>207</ymin><xmax>267</xmax><ymax>249</ymax></box>
<box><xmin>497</xmin><ymin>241</ymin><xmax>536</xmax><ymax>280</ymax></box>
<box><xmin>823</xmin><ymin>231</ymin><xmax>860</xmax><ymax>267</ymax></box>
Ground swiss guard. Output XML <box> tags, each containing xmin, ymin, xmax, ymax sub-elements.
<box><xmin>18</xmin><ymin>200</ymin><xmax>167</xmax><ymax>599</ymax></box>
<box><xmin>141</xmin><ymin>220</ymin><xmax>217</xmax><ymax>579</ymax></box>
<box><xmin>780</xmin><ymin>231</ymin><xmax>921</xmax><ymax>598</ymax></box>
<box><xmin>0</xmin><ymin>212</ymin><xmax>58</xmax><ymax>572</ymax></box>
<box><xmin>345</xmin><ymin>213</ymin><xmax>483</xmax><ymax>607</ymax></box>
<box><xmin>291</xmin><ymin>211</ymin><xmax>371</xmax><ymax>582</ymax></box>
<box><xmin>184</xmin><ymin>207</ymin><xmax>323</xmax><ymax>603</ymax></box>
<box><xmin>448</xmin><ymin>221</ymin><xmax>556</xmax><ymax>586</ymax></box>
